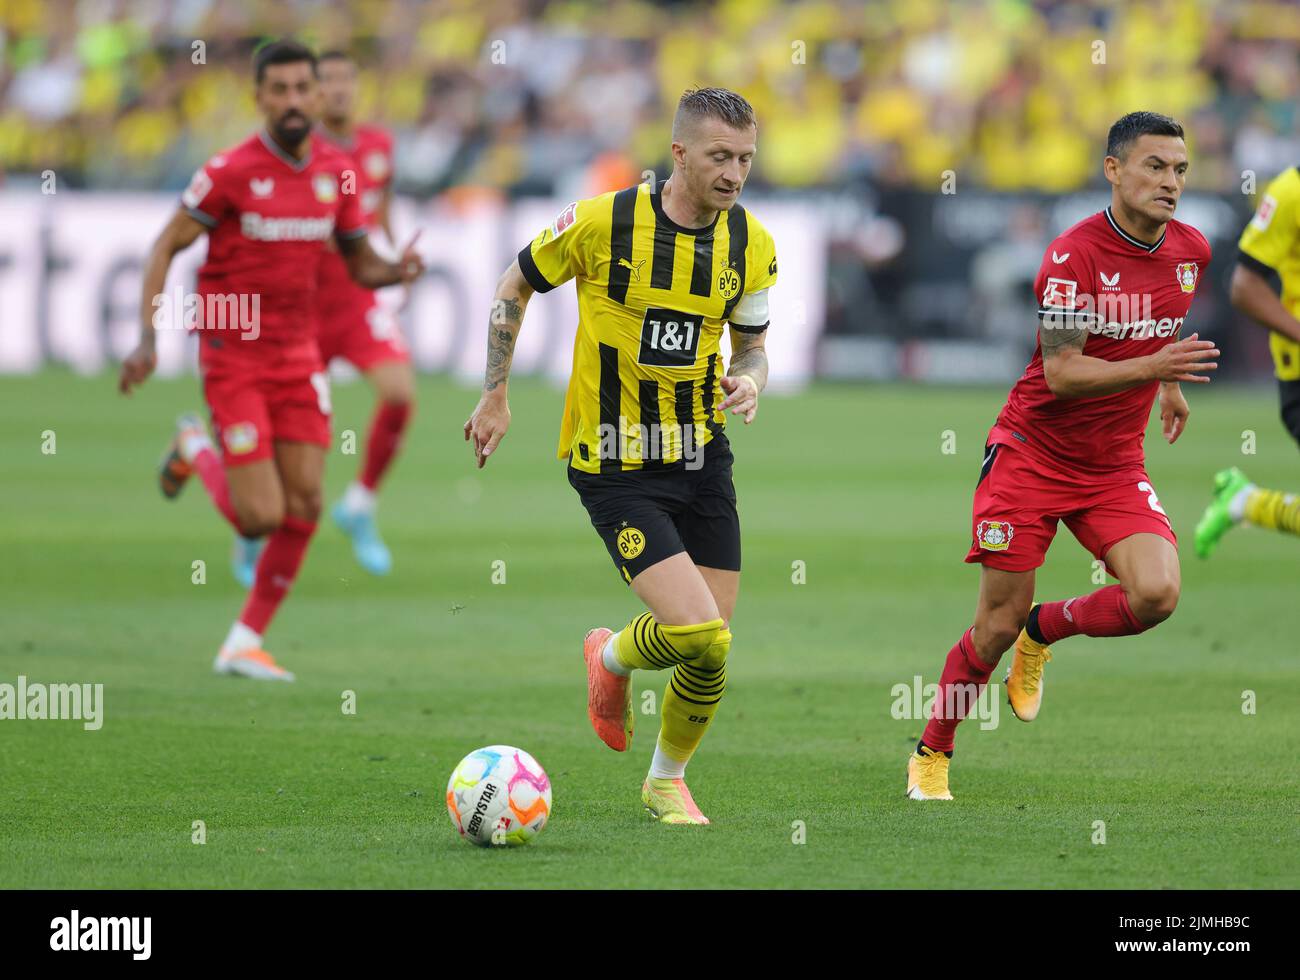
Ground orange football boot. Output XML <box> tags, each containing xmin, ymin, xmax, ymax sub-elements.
<box><xmin>583</xmin><ymin>627</ymin><xmax>632</xmax><ymax>751</ymax></box>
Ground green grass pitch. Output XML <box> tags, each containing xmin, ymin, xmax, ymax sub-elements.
<box><xmin>0</xmin><ymin>370</ymin><xmax>1296</xmax><ymax>888</ymax></box>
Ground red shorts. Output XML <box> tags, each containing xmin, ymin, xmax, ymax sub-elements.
<box><xmin>964</xmin><ymin>436</ymin><xmax>1177</xmax><ymax>574</ymax></box>
<box><xmin>316</xmin><ymin>289</ymin><xmax>409</xmax><ymax>371</ymax></box>
<box><xmin>200</xmin><ymin>338</ymin><xmax>331</xmax><ymax>466</ymax></box>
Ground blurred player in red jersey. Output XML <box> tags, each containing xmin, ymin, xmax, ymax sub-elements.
<box><xmin>118</xmin><ymin>40</ymin><xmax>425</xmax><ymax>681</ymax></box>
<box><xmin>313</xmin><ymin>50</ymin><xmax>415</xmax><ymax>576</ymax></box>
<box><xmin>907</xmin><ymin>112</ymin><xmax>1220</xmax><ymax>799</ymax></box>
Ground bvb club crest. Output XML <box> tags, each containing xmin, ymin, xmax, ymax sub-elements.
<box><xmin>717</xmin><ymin>266</ymin><xmax>741</xmax><ymax>300</ymax></box>
<box><xmin>616</xmin><ymin>525</ymin><xmax>646</xmax><ymax>559</ymax></box>
<box><xmin>1175</xmin><ymin>262</ymin><xmax>1198</xmax><ymax>294</ymax></box>
<box><xmin>977</xmin><ymin>520</ymin><xmax>1013</xmax><ymax>552</ymax></box>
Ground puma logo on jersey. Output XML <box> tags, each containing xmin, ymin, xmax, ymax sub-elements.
<box><xmin>1051</xmin><ymin>250</ymin><xmax>1070</xmax><ymax>264</ymax></box>
<box><xmin>618</xmin><ymin>257</ymin><xmax>646</xmax><ymax>281</ymax></box>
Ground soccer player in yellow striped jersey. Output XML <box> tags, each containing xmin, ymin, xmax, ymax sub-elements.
<box><xmin>464</xmin><ymin>88</ymin><xmax>777</xmax><ymax>824</ymax></box>
<box><xmin>1195</xmin><ymin>166</ymin><xmax>1300</xmax><ymax>555</ymax></box>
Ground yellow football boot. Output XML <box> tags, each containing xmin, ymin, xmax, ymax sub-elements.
<box><xmin>905</xmin><ymin>745</ymin><xmax>953</xmax><ymax>801</ymax></box>
<box><xmin>1005</xmin><ymin>613</ymin><xmax>1052</xmax><ymax>722</ymax></box>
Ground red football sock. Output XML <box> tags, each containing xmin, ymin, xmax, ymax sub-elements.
<box><xmin>191</xmin><ymin>446</ymin><xmax>239</xmax><ymax>530</ymax></box>
<box><xmin>920</xmin><ymin>628</ymin><xmax>997</xmax><ymax>753</ymax></box>
<box><xmin>1035</xmin><ymin>584</ymin><xmax>1148</xmax><ymax>643</ymax></box>
<box><xmin>237</xmin><ymin>515</ymin><xmax>317</xmax><ymax>635</ymax></box>
<box><xmin>359</xmin><ymin>400</ymin><xmax>412</xmax><ymax>491</ymax></box>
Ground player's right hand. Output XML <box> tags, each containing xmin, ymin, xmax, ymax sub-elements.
<box><xmin>464</xmin><ymin>394</ymin><xmax>510</xmax><ymax>468</ymax></box>
<box><xmin>1148</xmin><ymin>333</ymin><xmax>1219</xmax><ymax>383</ymax></box>
<box><xmin>118</xmin><ymin>341</ymin><xmax>158</xmax><ymax>395</ymax></box>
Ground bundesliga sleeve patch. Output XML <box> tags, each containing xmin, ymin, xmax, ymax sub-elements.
<box><xmin>182</xmin><ymin>168</ymin><xmax>213</xmax><ymax>209</ymax></box>
<box><xmin>1251</xmin><ymin>194</ymin><xmax>1277</xmax><ymax>230</ymax></box>
<box><xmin>1042</xmin><ymin>277</ymin><xmax>1077</xmax><ymax>309</ymax></box>
<box><xmin>977</xmin><ymin>520</ymin><xmax>1013</xmax><ymax>551</ymax></box>
<box><xmin>364</xmin><ymin>150</ymin><xmax>389</xmax><ymax>181</ymax></box>
<box><xmin>551</xmin><ymin>202</ymin><xmax>578</xmax><ymax>238</ymax></box>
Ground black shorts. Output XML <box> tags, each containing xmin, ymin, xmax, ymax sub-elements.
<box><xmin>1279</xmin><ymin>379</ymin><xmax>1300</xmax><ymax>449</ymax></box>
<box><xmin>567</xmin><ymin>434</ymin><xmax>741</xmax><ymax>585</ymax></box>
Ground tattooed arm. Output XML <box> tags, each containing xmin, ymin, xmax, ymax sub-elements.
<box><xmin>1040</xmin><ymin>315</ymin><xmax>1219</xmax><ymax>399</ymax></box>
<box><xmin>464</xmin><ymin>259</ymin><xmax>536</xmax><ymax>467</ymax></box>
<box><xmin>718</xmin><ymin>326</ymin><xmax>769</xmax><ymax>424</ymax></box>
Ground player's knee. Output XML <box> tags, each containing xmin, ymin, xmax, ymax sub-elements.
<box><xmin>697</xmin><ymin>628</ymin><xmax>732</xmax><ymax>671</ymax></box>
<box><xmin>284</xmin><ymin>489</ymin><xmax>322</xmax><ymax>523</ymax></box>
<box><xmin>658</xmin><ymin>618</ymin><xmax>724</xmax><ymax>662</ymax></box>
<box><xmin>971</xmin><ymin>616</ymin><xmax>1020</xmax><ymax>665</ymax></box>
<box><xmin>376</xmin><ymin>369</ymin><xmax>416</xmax><ymax>408</ymax></box>
<box><xmin>235</xmin><ymin>501</ymin><xmax>283</xmax><ymax>538</ymax></box>
<box><xmin>236</xmin><ymin>512</ymin><xmax>282</xmax><ymax>535</ymax></box>
<box><xmin>381</xmin><ymin>384</ymin><xmax>415</xmax><ymax>410</ymax></box>
<box><xmin>1129</xmin><ymin>577</ymin><xmax>1180</xmax><ymax>625</ymax></box>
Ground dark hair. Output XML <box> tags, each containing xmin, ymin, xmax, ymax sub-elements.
<box><xmin>318</xmin><ymin>49</ymin><xmax>354</xmax><ymax>66</ymax></box>
<box><xmin>253</xmin><ymin>39</ymin><xmax>318</xmax><ymax>84</ymax></box>
<box><xmin>672</xmin><ymin>87</ymin><xmax>756</xmax><ymax>140</ymax></box>
<box><xmin>1106</xmin><ymin>111</ymin><xmax>1184</xmax><ymax>159</ymax></box>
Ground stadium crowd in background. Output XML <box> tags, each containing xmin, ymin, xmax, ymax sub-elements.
<box><xmin>2</xmin><ymin>0</ymin><xmax>1300</xmax><ymax>195</ymax></box>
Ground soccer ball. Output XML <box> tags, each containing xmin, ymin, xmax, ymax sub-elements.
<box><xmin>446</xmin><ymin>745</ymin><xmax>552</xmax><ymax>847</ymax></box>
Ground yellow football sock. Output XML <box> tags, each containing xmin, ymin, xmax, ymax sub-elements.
<box><xmin>613</xmin><ymin>613</ymin><xmax>723</xmax><ymax>671</ymax></box>
<box><xmin>1244</xmin><ymin>488</ymin><xmax>1300</xmax><ymax>535</ymax></box>
<box><xmin>657</xmin><ymin>628</ymin><xmax>730</xmax><ymax>764</ymax></box>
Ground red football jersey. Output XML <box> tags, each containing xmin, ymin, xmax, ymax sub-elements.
<box><xmin>180</xmin><ymin>130</ymin><xmax>367</xmax><ymax>347</ymax></box>
<box><xmin>314</xmin><ymin>124</ymin><xmax>393</xmax><ymax>308</ymax></box>
<box><xmin>991</xmin><ymin>207</ymin><xmax>1212</xmax><ymax>472</ymax></box>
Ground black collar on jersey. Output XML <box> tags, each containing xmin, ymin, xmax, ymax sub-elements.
<box><xmin>258</xmin><ymin>128</ymin><xmax>312</xmax><ymax>171</ymax></box>
<box><xmin>1104</xmin><ymin>206</ymin><xmax>1166</xmax><ymax>253</ymax></box>
<box><xmin>651</xmin><ymin>179</ymin><xmax>720</xmax><ymax>238</ymax></box>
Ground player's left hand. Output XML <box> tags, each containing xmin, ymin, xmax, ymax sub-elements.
<box><xmin>1159</xmin><ymin>382</ymin><xmax>1190</xmax><ymax>444</ymax></box>
<box><xmin>717</xmin><ymin>375</ymin><xmax>759</xmax><ymax>424</ymax></box>
<box><xmin>396</xmin><ymin>231</ymin><xmax>425</xmax><ymax>285</ymax></box>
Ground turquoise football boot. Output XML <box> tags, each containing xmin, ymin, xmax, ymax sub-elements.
<box><xmin>332</xmin><ymin>499</ymin><xmax>392</xmax><ymax>575</ymax></box>
<box><xmin>231</xmin><ymin>535</ymin><xmax>265</xmax><ymax>589</ymax></box>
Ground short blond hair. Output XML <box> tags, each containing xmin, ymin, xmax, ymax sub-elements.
<box><xmin>672</xmin><ymin>87</ymin><xmax>756</xmax><ymax>141</ymax></box>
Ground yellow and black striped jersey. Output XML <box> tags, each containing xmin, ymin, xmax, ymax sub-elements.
<box><xmin>518</xmin><ymin>180</ymin><xmax>778</xmax><ymax>474</ymax></box>
<box><xmin>1239</xmin><ymin>166</ymin><xmax>1300</xmax><ymax>380</ymax></box>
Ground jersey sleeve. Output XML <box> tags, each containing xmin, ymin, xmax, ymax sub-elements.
<box><xmin>377</xmin><ymin>130</ymin><xmax>395</xmax><ymax>189</ymax></box>
<box><xmin>745</xmin><ymin>222</ymin><xmax>778</xmax><ymax>295</ymax></box>
<box><xmin>725</xmin><ymin>216</ymin><xmax>777</xmax><ymax>332</ymax></box>
<box><xmin>1034</xmin><ymin>238</ymin><xmax>1095</xmax><ymax>333</ymax></box>
<box><xmin>335</xmin><ymin>167</ymin><xmax>368</xmax><ymax>241</ymax></box>
<box><xmin>517</xmin><ymin>199</ymin><xmax>593</xmax><ymax>293</ymax></box>
<box><xmin>180</xmin><ymin>156</ymin><xmax>234</xmax><ymax>227</ymax></box>
<box><xmin>1238</xmin><ymin>168</ymin><xmax>1300</xmax><ymax>281</ymax></box>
